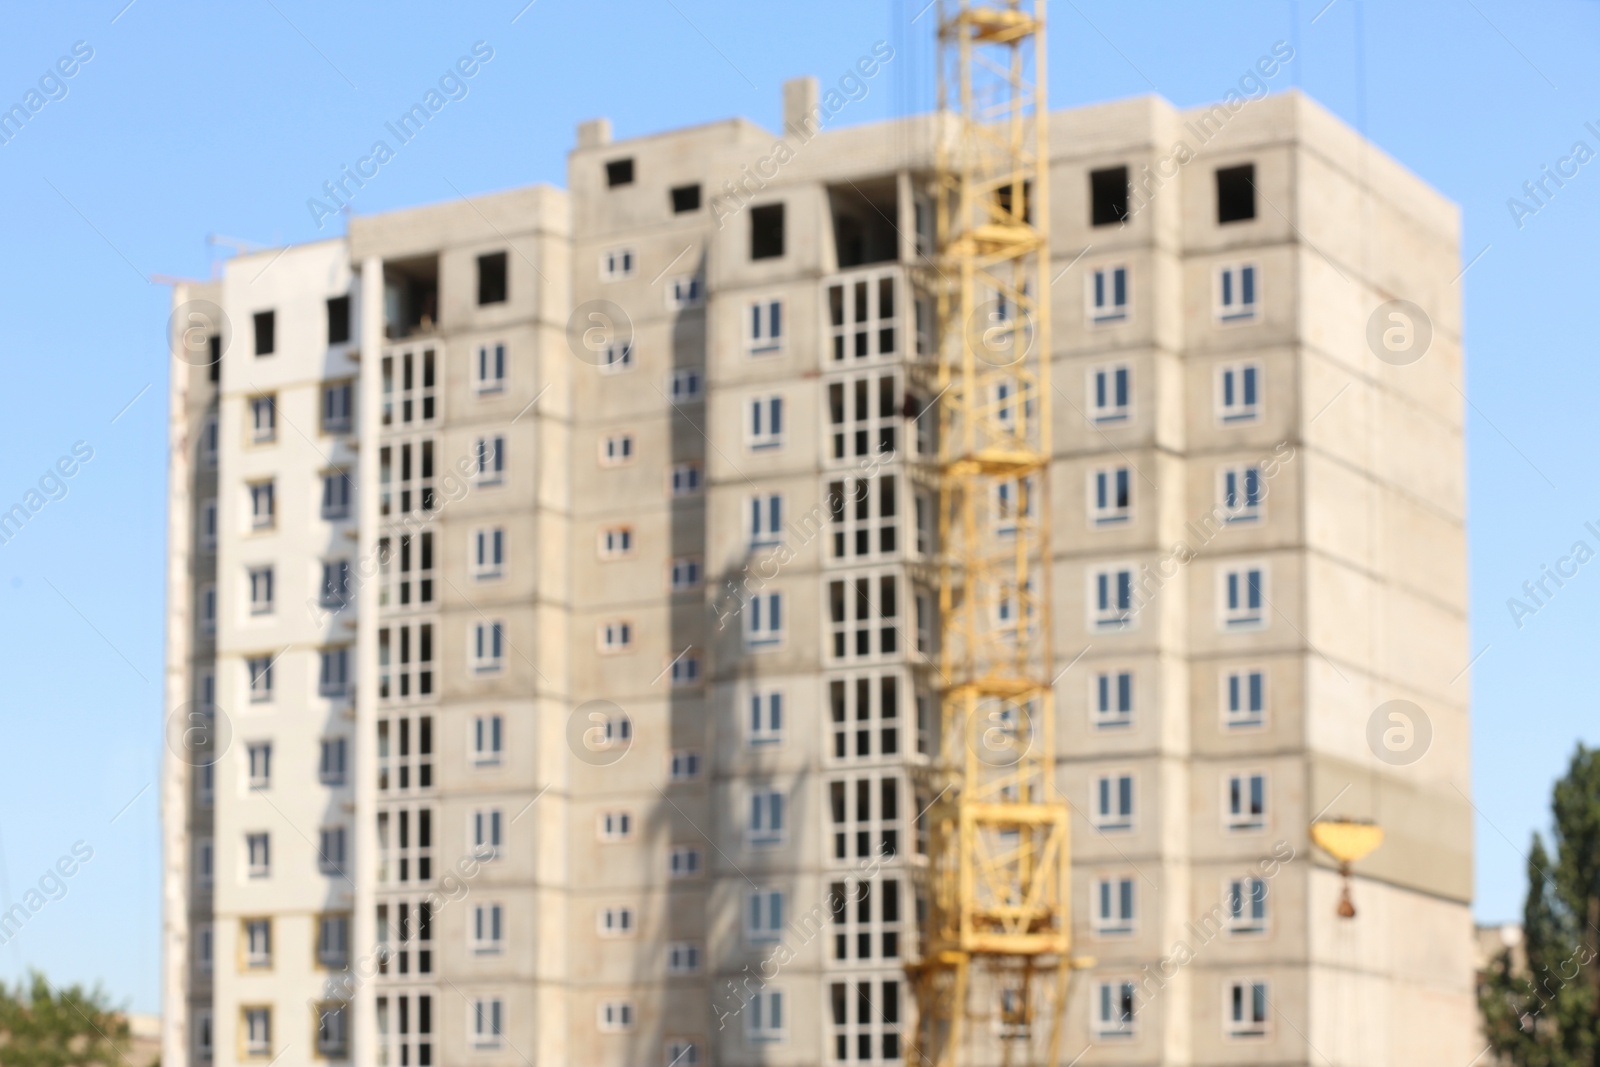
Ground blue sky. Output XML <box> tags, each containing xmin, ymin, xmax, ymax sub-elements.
<box><xmin>0</xmin><ymin>0</ymin><xmax>1594</xmax><ymax>1013</ymax></box>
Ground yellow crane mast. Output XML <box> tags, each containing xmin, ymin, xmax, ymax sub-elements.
<box><xmin>911</xmin><ymin>3</ymin><xmax>1074</xmax><ymax>1066</ymax></box>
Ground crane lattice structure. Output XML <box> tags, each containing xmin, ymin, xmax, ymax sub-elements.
<box><xmin>911</xmin><ymin>3</ymin><xmax>1075</xmax><ymax>1067</ymax></box>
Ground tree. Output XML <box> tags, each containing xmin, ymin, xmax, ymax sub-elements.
<box><xmin>1480</xmin><ymin>744</ymin><xmax>1600</xmax><ymax>1067</ymax></box>
<box><xmin>0</xmin><ymin>970</ymin><xmax>131</xmax><ymax>1067</ymax></box>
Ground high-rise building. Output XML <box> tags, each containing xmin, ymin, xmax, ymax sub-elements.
<box><xmin>163</xmin><ymin>81</ymin><xmax>1474</xmax><ymax>1067</ymax></box>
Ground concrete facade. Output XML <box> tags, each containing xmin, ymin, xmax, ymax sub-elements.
<box><xmin>163</xmin><ymin>84</ymin><xmax>1473</xmax><ymax>1067</ymax></box>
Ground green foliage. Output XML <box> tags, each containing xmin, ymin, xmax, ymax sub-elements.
<box><xmin>0</xmin><ymin>970</ymin><xmax>131</xmax><ymax>1067</ymax></box>
<box><xmin>1480</xmin><ymin>744</ymin><xmax>1600</xmax><ymax>1067</ymax></box>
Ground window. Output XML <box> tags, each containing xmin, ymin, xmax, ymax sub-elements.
<box><xmin>598</xmin><ymin>1001</ymin><xmax>634</xmax><ymax>1033</ymax></box>
<box><xmin>247</xmin><ymin>742</ymin><xmax>272</xmax><ymax>789</ymax></box>
<box><xmin>601</xmin><ymin>434</ymin><xmax>634</xmax><ymax>466</ymax></box>
<box><xmin>669</xmin><ymin>750</ymin><xmax>701</xmax><ymax>781</ymax></box>
<box><xmin>316</xmin><ymin>1003</ymin><xmax>349</xmax><ymax>1059</ymax></box>
<box><xmin>991</xmin><ymin>476</ymin><xmax>1034</xmax><ymax>539</ymax></box>
<box><xmin>470</xmin><ymin>903</ymin><xmax>505</xmax><ymax>956</ymax></box>
<box><xmin>248</xmin><ymin>480</ymin><xmax>275</xmax><ymax>529</ymax></box>
<box><xmin>243</xmin><ymin>1006</ymin><xmax>272</xmax><ymax>1058</ymax></box>
<box><xmin>605</xmin><ymin>157</ymin><xmax>634</xmax><ymax>187</ymax></box>
<box><xmin>198</xmin><ymin>583</ymin><xmax>216</xmax><ymax>634</ymax></box>
<box><xmin>827</xmin><ymin>774</ymin><xmax>902</xmax><ymax>862</ymax></box>
<box><xmin>1090</xmin><ymin>165</ymin><xmax>1130</xmax><ymax>226</ymax></box>
<box><xmin>476</xmin><ymin>342</ymin><xmax>507</xmax><ymax>393</ymax></box>
<box><xmin>601</xmin><ymin>247</ymin><xmax>636</xmax><ymax>281</ymax></box>
<box><xmin>671</xmin><ymin>183</ymin><xmax>701</xmax><ymax>212</ymax></box>
<box><xmin>1216</xmin><ymin>265</ymin><xmax>1259</xmax><ymax>323</ymax></box>
<box><xmin>669</xmin><ymin>650</ymin><xmax>701</xmax><ymax>687</ymax></box>
<box><xmin>749</xmin><ymin>493</ymin><xmax>783</xmax><ymax>548</ymax></box>
<box><xmin>749</xmin><ymin>788</ymin><xmax>785</xmax><ymax>846</ymax></box>
<box><xmin>380</xmin><ymin>349</ymin><xmax>436</xmax><ymax>426</ymax></box>
<box><xmin>472</xmin><ymin>621</ymin><xmax>506</xmax><ymax>674</ymax></box>
<box><xmin>322</xmin><ymin>381</ymin><xmax>353</xmax><ymax>433</ymax></box>
<box><xmin>750</xmin><ymin>203</ymin><xmax>785</xmax><ymax>259</ymax></box>
<box><xmin>194</xmin><ymin>1009</ymin><xmax>213</xmax><ymax>1062</ymax></box>
<box><xmin>669</xmin><ymin>462</ymin><xmax>703</xmax><ymax>496</ymax></box>
<box><xmin>201</xmin><ymin>414</ymin><xmax>219</xmax><ymax>467</ymax></box>
<box><xmin>472</xmin><ymin>526</ymin><xmax>505</xmax><ymax>580</ymax></box>
<box><xmin>668</xmin><ymin>368</ymin><xmax>702</xmax><ymax>402</ymax></box>
<box><xmin>1226</xmin><ymin>980</ymin><xmax>1269</xmax><ymax>1038</ymax></box>
<box><xmin>475</xmin><ymin>435</ymin><xmax>504</xmax><ymax>485</ymax></box>
<box><xmin>599</xmin><ymin>810</ymin><xmax>633</xmax><ymax>841</ymax></box>
<box><xmin>1090</xmin><ymin>363</ymin><xmax>1131</xmax><ymax>424</ymax></box>
<box><xmin>748</xmin><ymin>395</ymin><xmax>784</xmax><ymax>451</ymax></box>
<box><xmin>826</xmin><ymin>877</ymin><xmax>906</xmax><ymax>968</ymax></box>
<box><xmin>667</xmin><ymin>941</ymin><xmax>702</xmax><ymax>974</ymax></box>
<box><xmin>599</xmin><ymin>906</ymin><xmax>635</xmax><ymax>938</ymax></box>
<box><xmin>318</xmin><ymin>559</ymin><xmax>351</xmax><ymax>610</ymax></box>
<box><xmin>253</xmin><ymin>311</ymin><xmax>275</xmax><ymax>357</ymax></box>
<box><xmin>1220</xmin><ymin>564</ymin><xmax>1266</xmax><ymax>629</ymax></box>
<box><xmin>667</xmin><ymin>274</ymin><xmax>703</xmax><ymax>310</ymax></box>
<box><xmin>1093</xmin><ymin>980</ymin><xmax>1136</xmax><ymax>1039</ymax></box>
<box><xmin>249</xmin><ymin>395</ymin><xmax>276</xmax><ymax>443</ymax></box>
<box><xmin>1090</xmin><ymin>566</ymin><xmax>1135</xmax><ymax>631</ymax></box>
<box><xmin>1090</xmin><ymin>467</ymin><xmax>1131</xmax><ymax>526</ymax></box>
<box><xmin>828</xmin><ymin>474</ymin><xmax>900</xmax><ymax>560</ymax></box>
<box><xmin>376</xmin><ymin>993</ymin><xmax>432</xmax><ymax>1065</ymax></box>
<box><xmin>473</xmin><ymin>997</ymin><xmax>505</xmax><ymax>1048</ymax></box>
<box><xmin>826</xmin><ymin>273</ymin><xmax>898</xmax><ymax>363</ymax></box>
<box><xmin>1227</xmin><ymin>876</ymin><xmax>1269</xmax><ymax>935</ymax></box>
<box><xmin>473</xmin><ymin>714</ymin><xmax>504</xmax><ymax>765</ymax></box>
<box><xmin>827</xmin><ymin>574</ymin><xmax>902</xmax><ymax>661</ymax></box>
<box><xmin>746</xmin><ymin>889</ymin><xmax>784</xmax><ymax>943</ymax></box>
<box><xmin>477</xmin><ymin>251</ymin><xmax>508</xmax><ymax>305</ymax></box>
<box><xmin>1094</xmin><ymin>774</ymin><xmax>1134</xmax><ymax>832</ymax></box>
<box><xmin>1216</xmin><ymin>163</ymin><xmax>1257</xmax><ymax>223</ymax></box>
<box><xmin>319</xmin><ymin>826</ymin><xmax>347</xmax><ymax>875</ymax></box>
<box><xmin>599</xmin><ymin>620</ymin><xmax>633</xmax><ymax>653</ymax></box>
<box><xmin>669</xmin><ymin>845</ymin><xmax>704</xmax><ymax>879</ymax></box>
<box><xmin>826</xmin><ymin>674</ymin><xmax>903</xmax><ymax>761</ymax></box>
<box><xmin>317</xmin><ymin>914</ymin><xmax>350</xmax><ymax>968</ymax></box>
<box><xmin>1226</xmin><ymin>773</ymin><xmax>1267</xmax><ymax>831</ymax></box>
<box><xmin>247</xmin><ymin>656</ymin><xmax>274</xmax><ymax>703</ymax></box>
<box><xmin>245</xmin><ymin>832</ymin><xmax>270</xmax><ymax>878</ymax></box>
<box><xmin>195</xmin><ymin>922</ymin><xmax>213</xmax><ymax>974</ymax></box>
<box><xmin>746</xmin><ymin>592</ymin><xmax>784</xmax><ymax>649</ymax></box>
<box><xmin>321</xmin><ymin>470</ymin><xmax>352</xmax><ymax>520</ymax></box>
<box><xmin>244</xmin><ymin>918</ymin><xmax>272</xmax><ymax>968</ymax></box>
<box><xmin>194</xmin><ymin>838</ymin><xmax>213</xmax><ymax>888</ymax></box>
<box><xmin>599</xmin><ymin>338</ymin><xmax>633</xmax><ymax>373</ymax></box>
<box><xmin>746</xmin><ymin>989</ymin><xmax>785</xmax><ymax>1042</ymax></box>
<box><xmin>669</xmin><ymin>557</ymin><xmax>702</xmax><ymax>591</ymax></box>
<box><xmin>379</xmin><ymin>439</ymin><xmax>437</xmax><ymax>517</ymax></box>
<box><xmin>1093</xmin><ymin>876</ymin><xmax>1136</xmax><ymax>936</ymax></box>
<box><xmin>748</xmin><ymin>299</ymin><xmax>783</xmax><ymax>354</ymax></box>
<box><xmin>318</xmin><ymin>647</ymin><xmax>349</xmax><ymax>697</ymax></box>
<box><xmin>666</xmin><ymin>1039</ymin><xmax>701</xmax><ymax>1067</ymax></box>
<box><xmin>1089</xmin><ymin>266</ymin><xmax>1128</xmax><ymax>324</ymax></box>
<box><xmin>1093</xmin><ymin>670</ymin><xmax>1133</xmax><ymax>728</ymax></box>
<box><xmin>200</xmin><ymin>499</ymin><xmax>217</xmax><ymax>551</ymax></box>
<box><xmin>599</xmin><ymin>525</ymin><xmax>634</xmax><ymax>559</ymax></box>
<box><xmin>749</xmin><ymin>690</ymin><xmax>783</xmax><ymax>746</ymax></box>
<box><xmin>1217</xmin><ymin>362</ymin><xmax>1261</xmax><ymax>421</ymax></box>
<box><xmin>326</xmin><ymin>294</ymin><xmax>351</xmax><ymax>345</ymax></box>
<box><xmin>378</xmin><ymin>622</ymin><xmax>434</xmax><ymax>700</ymax></box>
<box><xmin>1224</xmin><ymin>669</ymin><xmax>1266</xmax><ymax>729</ymax></box>
<box><xmin>829</xmin><ymin>979</ymin><xmax>904</xmax><ymax>1061</ymax></box>
<box><xmin>320</xmin><ymin>738</ymin><xmax>347</xmax><ymax>785</ymax></box>
<box><xmin>472</xmin><ymin>808</ymin><xmax>504</xmax><ymax>859</ymax></box>
<box><xmin>244</xmin><ymin>566</ymin><xmax>272</xmax><ymax>615</ymax></box>
<box><xmin>1221</xmin><ymin>464</ymin><xmax>1264</xmax><ymax>522</ymax></box>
